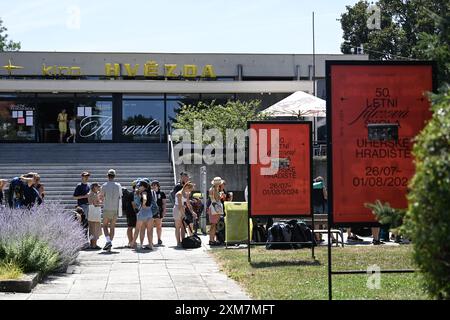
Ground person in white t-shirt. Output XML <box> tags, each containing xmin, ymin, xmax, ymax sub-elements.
<box><xmin>100</xmin><ymin>169</ymin><xmax>122</xmax><ymax>251</ymax></box>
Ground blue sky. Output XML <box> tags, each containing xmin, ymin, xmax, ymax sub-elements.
<box><xmin>1</xmin><ymin>0</ymin><xmax>360</xmax><ymax>53</ymax></box>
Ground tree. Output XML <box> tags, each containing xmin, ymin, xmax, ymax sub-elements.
<box><xmin>340</xmin><ymin>0</ymin><xmax>449</xmax><ymax>85</ymax></box>
<box><xmin>0</xmin><ymin>18</ymin><xmax>20</xmax><ymax>51</ymax></box>
<box><xmin>172</xmin><ymin>99</ymin><xmax>269</xmax><ymax>145</ymax></box>
<box><xmin>404</xmin><ymin>86</ymin><xmax>450</xmax><ymax>299</ymax></box>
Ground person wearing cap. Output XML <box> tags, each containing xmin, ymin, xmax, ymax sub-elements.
<box><xmin>73</xmin><ymin>172</ymin><xmax>91</xmax><ymax>222</ymax></box>
<box><xmin>21</xmin><ymin>173</ymin><xmax>42</xmax><ymax>208</ymax></box>
<box><xmin>100</xmin><ymin>169</ymin><xmax>122</xmax><ymax>251</ymax></box>
<box><xmin>151</xmin><ymin>180</ymin><xmax>166</xmax><ymax>246</ymax></box>
<box><xmin>208</xmin><ymin>177</ymin><xmax>224</xmax><ymax>246</ymax></box>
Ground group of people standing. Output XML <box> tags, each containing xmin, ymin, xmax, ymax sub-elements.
<box><xmin>1</xmin><ymin>168</ymin><xmax>233</xmax><ymax>251</ymax></box>
<box><xmin>170</xmin><ymin>172</ymin><xmax>232</xmax><ymax>247</ymax></box>
<box><xmin>73</xmin><ymin>170</ymin><xmax>167</xmax><ymax>251</ymax></box>
<box><xmin>0</xmin><ymin>172</ymin><xmax>44</xmax><ymax>209</ymax></box>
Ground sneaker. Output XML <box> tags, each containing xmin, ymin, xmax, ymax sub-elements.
<box><xmin>158</xmin><ymin>239</ymin><xmax>163</xmax><ymax>246</ymax></box>
<box><xmin>372</xmin><ymin>239</ymin><xmax>385</xmax><ymax>245</ymax></box>
<box><xmin>348</xmin><ymin>235</ymin><xmax>363</xmax><ymax>242</ymax></box>
<box><xmin>103</xmin><ymin>242</ymin><xmax>112</xmax><ymax>251</ymax></box>
<box><xmin>91</xmin><ymin>245</ymin><xmax>101</xmax><ymax>250</ymax></box>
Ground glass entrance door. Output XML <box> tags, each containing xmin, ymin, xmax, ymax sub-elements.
<box><xmin>36</xmin><ymin>99</ymin><xmax>76</xmax><ymax>143</ymax></box>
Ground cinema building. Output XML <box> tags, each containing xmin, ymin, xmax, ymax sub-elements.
<box><xmin>0</xmin><ymin>52</ymin><xmax>368</xmax><ymax>143</ymax></box>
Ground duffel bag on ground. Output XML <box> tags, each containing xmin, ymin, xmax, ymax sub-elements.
<box><xmin>266</xmin><ymin>222</ymin><xmax>293</xmax><ymax>250</ymax></box>
<box><xmin>287</xmin><ymin>220</ymin><xmax>315</xmax><ymax>249</ymax></box>
<box><xmin>182</xmin><ymin>234</ymin><xmax>202</xmax><ymax>249</ymax></box>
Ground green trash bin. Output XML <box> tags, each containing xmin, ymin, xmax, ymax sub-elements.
<box><xmin>224</xmin><ymin>202</ymin><xmax>249</xmax><ymax>245</ymax></box>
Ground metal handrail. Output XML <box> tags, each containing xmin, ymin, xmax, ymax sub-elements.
<box><xmin>167</xmin><ymin>134</ymin><xmax>177</xmax><ymax>185</ymax></box>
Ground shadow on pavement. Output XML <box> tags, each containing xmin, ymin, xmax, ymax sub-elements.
<box><xmin>250</xmin><ymin>259</ymin><xmax>321</xmax><ymax>268</ymax></box>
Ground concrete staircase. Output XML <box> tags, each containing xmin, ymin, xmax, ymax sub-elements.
<box><xmin>0</xmin><ymin>143</ymin><xmax>175</xmax><ymax>227</ymax></box>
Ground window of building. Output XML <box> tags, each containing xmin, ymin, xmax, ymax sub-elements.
<box><xmin>77</xmin><ymin>101</ymin><xmax>113</xmax><ymax>141</ymax></box>
<box><xmin>0</xmin><ymin>100</ymin><xmax>36</xmax><ymax>141</ymax></box>
<box><xmin>121</xmin><ymin>99</ymin><xmax>164</xmax><ymax>142</ymax></box>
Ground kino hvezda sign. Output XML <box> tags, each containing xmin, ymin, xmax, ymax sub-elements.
<box><xmin>1</xmin><ymin>59</ymin><xmax>216</xmax><ymax>78</ymax></box>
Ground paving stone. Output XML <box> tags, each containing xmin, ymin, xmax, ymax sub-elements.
<box><xmin>0</xmin><ymin>228</ymin><xmax>249</xmax><ymax>301</ymax></box>
<box><xmin>32</xmin><ymin>284</ymin><xmax>73</xmax><ymax>294</ymax></box>
<box><xmin>105</xmin><ymin>284</ymin><xmax>141</xmax><ymax>293</ymax></box>
<box><xmin>103</xmin><ymin>292</ymin><xmax>141</xmax><ymax>300</ymax></box>
<box><xmin>0</xmin><ymin>293</ymin><xmax>31</xmax><ymax>300</ymax></box>
<box><xmin>66</xmin><ymin>293</ymin><xmax>104</xmax><ymax>300</ymax></box>
<box><xmin>28</xmin><ymin>293</ymin><xmax>68</xmax><ymax>300</ymax></box>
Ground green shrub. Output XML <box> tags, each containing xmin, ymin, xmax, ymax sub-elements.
<box><xmin>0</xmin><ymin>236</ymin><xmax>60</xmax><ymax>275</ymax></box>
<box><xmin>365</xmin><ymin>200</ymin><xmax>405</xmax><ymax>231</ymax></box>
<box><xmin>406</xmin><ymin>86</ymin><xmax>450</xmax><ymax>299</ymax></box>
<box><xmin>0</xmin><ymin>261</ymin><xmax>23</xmax><ymax>280</ymax></box>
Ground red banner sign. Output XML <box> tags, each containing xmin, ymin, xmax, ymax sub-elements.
<box><xmin>248</xmin><ymin>121</ymin><xmax>312</xmax><ymax>216</ymax></box>
<box><xmin>328</xmin><ymin>61</ymin><xmax>434</xmax><ymax>224</ymax></box>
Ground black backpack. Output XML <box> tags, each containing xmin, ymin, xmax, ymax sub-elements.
<box><xmin>287</xmin><ymin>220</ymin><xmax>315</xmax><ymax>249</ymax></box>
<box><xmin>181</xmin><ymin>221</ymin><xmax>202</xmax><ymax>249</ymax></box>
<box><xmin>216</xmin><ymin>216</ymin><xmax>225</xmax><ymax>244</ymax></box>
<box><xmin>266</xmin><ymin>223</ymin><xmax>292</xmax><ymax>250</ymax></box>
<box><xmin>252</xmin><ymin>222</ymin><xmax>268</xmax><ymax>243</ymax></box>
<box><xmin>182</xmin><ymin>233</ymin><xmax>202</xmax><ymax>249</ymax></box>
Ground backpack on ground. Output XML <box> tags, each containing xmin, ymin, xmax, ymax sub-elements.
<box><xmin>252</xmin><ymin>221</ymin><xmax>268</xmax><ymax>243</ymax></box>
<box><xmin>266</xmin><ymin>222</ymin><xmax>292</xmax><ymax>250</ymax></box>
<box><xmin>287</xmin><ymin>220</ymin><xmax>315</xmax><ymax>249</ymax></box>
<box><xmin>215</xmin><ymin>216</ymin><xmax>225</xmax><ymax>244</ymax></box>
<box><xmin>181</xmin><ymin>222</ymin><xmax>202</xmax><ymax>249</ymax></box>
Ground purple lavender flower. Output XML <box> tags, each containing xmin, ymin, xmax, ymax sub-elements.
<box><xmin>0</xmin><ymin>202</ymin><xmax>86</xmax><ymax>272</ymax></box>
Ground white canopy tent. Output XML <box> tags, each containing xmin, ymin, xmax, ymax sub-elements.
<box><xmin>262</xmin><ymin>90</ymin><xmax>326</xmax><ymax>118</ymax></box>
<box><xmin>262</xmin><ymin>91</ymin><xmax>327</xmax><ymax>143</ymax></box>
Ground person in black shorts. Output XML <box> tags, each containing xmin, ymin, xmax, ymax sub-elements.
<box><xmin>122</xmin><ymin>181</ymin><xmax>138</xmax><ymax>248</ymax></box>
<box><xmin>151</xmin><ymin>180</ymin><xmax>166</xmax><ymax>246</ymax></box>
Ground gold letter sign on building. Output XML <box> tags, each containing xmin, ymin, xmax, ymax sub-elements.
<box><xmin>39</xmin><ymin>60</ymin><xmax>216</xmax><ymax>78</ymax></box>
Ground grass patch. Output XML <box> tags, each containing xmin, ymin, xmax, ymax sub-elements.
<box><xmin>210</xmin><ymin>245</ymin><xmax>428</xmax><ymax>300</ymax></box>
<box><xmin>0</xmin><ymin>261</ymin><xmax>23</xmax><ymax>280</ymax></box>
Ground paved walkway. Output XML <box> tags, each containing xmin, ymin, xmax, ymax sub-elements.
<box><xmin>0</xmin><ymin>228</ymin><xmax>250</xmax><ymax>300</ymax></box>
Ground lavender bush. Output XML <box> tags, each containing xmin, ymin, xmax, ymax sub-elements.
<box><xmin>0</xmin><ymin>202</ymin><xmax>86</xmax><ymax>274</ymax></box>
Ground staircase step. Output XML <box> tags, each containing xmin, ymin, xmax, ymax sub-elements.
<box><xmin>1</xmin><ymin>143</ymin><xmax>177</xmax><ymax>228</ymax></box>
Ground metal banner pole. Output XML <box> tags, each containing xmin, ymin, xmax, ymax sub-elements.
<box><xmin>200</xmin><ymin>166</ymin><xmax>207</xmax><ymax>235</ymax></box>
<box><xmin>247</xmin><ymin>213</ymin><xmax>251</xmax><ymax>263</ymax></box>
<box><xmin>328</xmin><ymin>222</ymin><xmax>332</xmax><ymax>300</ymax></box>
